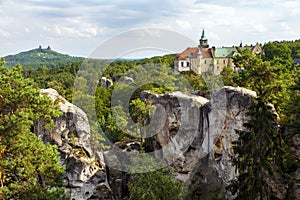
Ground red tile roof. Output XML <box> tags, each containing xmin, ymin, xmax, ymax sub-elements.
<box><xmin>200</xmin><ymin>48</ymin><xmax>213</xmax><ymax>58</ymax></box>
<box><xmin>177</xmin><ymin>47</ymin><xmax>198</xmax><ymax>60</ymax></box>
<box><xmin>177</xmin><ymin>47</ymin><xmax>213</xmax><ymax>60</ymax></box>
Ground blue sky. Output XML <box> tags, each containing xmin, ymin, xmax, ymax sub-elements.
<box><xmin>0</xmin><ymin>0</ymin><xmax>300</xmax><ymax>58</ymax></box>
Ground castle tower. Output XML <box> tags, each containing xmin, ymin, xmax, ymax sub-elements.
<box><xmin>199</xmin><ymin>29</ymin><xmax>209</xmax><ymax>48</ymax></box>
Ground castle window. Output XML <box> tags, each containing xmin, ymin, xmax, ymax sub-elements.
<box><xmin>204</xmin><ymin>60</ymin><xmax>207</xmax><ymax>64</ymax></box>
<box><xmin>216</xmin><ymin>60</ymin><xmax>219</xmax><ymax>64</ymax></box>
<box><xmin>187</xmin><ymin>62</ymin><xmax>190</xmax><ymax>67</ymax></box>
<box><xmin>181</xmin><ymin>62</ymin><xmax>184</xmax><ymax>67</ymax></box>
<box><xmin>223</xmin><ymin>60</ymin><xmax>226</xmax><ymax>64</ymax></box>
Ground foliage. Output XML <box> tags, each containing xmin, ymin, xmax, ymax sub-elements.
<box><xmin>220</xmin><ymin>66</ymin><xmax>237</xmax><ymax>87</ymax></box>
<box><xmin>181</xmin><ymin>71</ymin><xmax>207</xmax><ymax>90</ymax></box>
<box><xmin>102</xmin><ymin>54</ymin><xmax>175</xmax><ymax>81</ymax></box>
<box><xmin>281</xmin><ymin>39</ymin><xmax>300</xmax><ymax>59</ymax></box>
<box><xmin>263</xmin><ymin>42</ymin><xmax>293</xmax><ymax>63</ymax></box>
<box><xmin>0</xmin><ymin>60</ymin><xmax>68</xmax><ymax>199</ymax></box>
<box><xmin>96</xmin><ymin>58</ymin><xmax>191</xmax><ymax>144</ymax></box>
<box><xmin>209</xmin><ymin>187</ymin><xmax>226</xmax><ymax>200</ymax></box>
<box><xmin>283</xmin><ymin>72</ymin><xmax>300</xmax><ymax>138</ymax></box>
<box><xmin>22</xmin><ymin>55</ymin><xmax>180</xmax><ymax>145</ymax></box>
<box><xmin>226</xmin><ymin>47</ymin><xmax>295</xmax><ymax>115</ymax></box>
<box><xmin>1</xmin><ymin>39</ymin><xmax>300</xmax><ymax>199</ymax></box>
<box><xmin>202</xmin><ymin>70</ymin><xmax>224</xmax><ymax>91</ymax></box>
<box><xmin>281</xmin><ymin>70</ymin><xmax>300</xmax><ymax>197</ymax></box>
<box><xmin>228</xmin><ymin>98</ymin><xmax>290</xmax><ymax>199</ymax></box>
<box><xmin>125</xmin><ymin>153</ymin><xmax>186</xmax><ymax>200</ymax></box>
<box><xmin>4</xmin><ymin>47</ymin><xmax>83</xmax><ymax>69</ymax></box>
<box><xmin>129</xmin><ymin>99</ymin><xmax>151</xmax><ymax>124</ymax></box>
<box><xmin>226</xmin><ymin>42</ymin><xmax>298</xmax><ymax>199</ymax></box>
<box><xmin>23</xmin><ymin>61</ymin><xmax>82</xmax><ymax>102</ymax></box>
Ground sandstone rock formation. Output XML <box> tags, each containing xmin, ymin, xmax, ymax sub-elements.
<box><xmin>290</xmin><ymin>134</ymin><xmax>300</xmax><ymax>200</ymax></box>
<box><xmin>33</xmin><ymin>86</ymin><xmax>290</xmax><ymax>199</ymax></box>
<box><xmin>100</xmin><ymin>77</ymin><xmax>113</xmax><ymax>88</ymax></box>
<box><xmin>35</xmin><ymin>88</ymin><xmax>114</xmax><ymax>200</ymax></box>
<box><xmin>141</xmin><ymin>86</ymin><xmax>257</xmax><ymax>199</ymax></box>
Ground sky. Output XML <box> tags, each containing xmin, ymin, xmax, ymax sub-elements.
<box><xmin>0</xmin><ymin>0</ymin><xmax>300</xmax><ymax>58</ymax></box>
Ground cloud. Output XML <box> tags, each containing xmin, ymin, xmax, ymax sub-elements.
<box><xmin>254</xmin><ymin>24</ymin><xmax>268</xmax><ymax>33</ymax></box>
<box><xmin>43</xmin><ymin>24</ymin><xmax>107</xmax><ymax>38</ymax></box>
<box><xmin>176</xmin><ymin>20</ymin><xmax>192</xmax><ymax>29</ymax></box>
<box><xmin>0</xmin><ymin>28</ymin><xmax>10</xmax><ymax>37</ymax></box>
<box><xmin>0</xmin><ymin>0</ymin><xmax>300</xmax><ymax>57</ymax></box>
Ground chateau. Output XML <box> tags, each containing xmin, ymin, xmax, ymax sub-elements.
<box><xmin>174</xmin><ymin>30</ymin><xmax>263</xmax><ymax>74</ymax></box>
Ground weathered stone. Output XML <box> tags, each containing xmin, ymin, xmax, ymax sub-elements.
<box><xmin>141</xmin><ymin>86</ymin><xmax>258</xmax><ymax>199</ymax></box>
<box><xmin>103</xmin><ymin>142</ymin><xmax>140</xmax><ymax>200</ymax></box>
<box><xmin>290</xmin><ymin>134</ymin><xmax>300</xmax><ymax>199</ymax></box>
<box><xmin>35</xmin><ymin>88</ymin><xmax>113</xmax><ymax>200</ymax></box>
<box><xmin>100</xmin><ymin>77</ymin><xmax>113</xmax><ymax>88</ymax></box>
<box><xmin>34</xmin><ymin>87</ymin><xmax>290</xmax><ymax>199</ymax></box>
<box><xmin>124</xmin><ymin>76</ymin><xmax>134</xmax><ymax>84</ymax></box>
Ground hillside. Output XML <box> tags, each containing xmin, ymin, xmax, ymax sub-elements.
<box><xmin>4</xmin><ymin>46</ymin><xmax>84</xmax><ymax>68</ymax></box>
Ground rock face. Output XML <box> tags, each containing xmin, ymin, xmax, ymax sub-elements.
<box><xmin>34</xmin><ymin>87</ymin><xmax>290</xmax><ymax>199</ymax></box>
<box><xmin>141</xmin><ymin>86</ymin><xmax>257</xmax><ymax>199</ymax></box>
<box><xmin>35</xmin><ymin>88</ymin><xmax>114</xmax><ymax>200</ymax></box>
<box><xmin>290</xmin><ymin>134</ymin><xmax>300</xmax><ymax>200</ymax></box>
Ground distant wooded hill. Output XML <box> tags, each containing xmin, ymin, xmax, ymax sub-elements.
<box><xmin>4</xmin><ymin>46</ymin><xmax>84</xmax><ymax>69</ymax></box>
<box><xmin>2</xmin><ymin>39</ymin><xmax>300</xmax><ymax>69</ymax></box>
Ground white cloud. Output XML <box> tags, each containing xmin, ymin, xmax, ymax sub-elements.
<box><xmin>24</xmin><ymin>27</ymin><xmax>30</xmax><ymax>33</ymax></box>
<box><xmin>0</xmin><ymin>29</ymin><xmax>10</xmax><ymax>37</ymax></box>
<box><xmin>43</xmin><ymin>24</ymin><xmax>106</xmax><ymax>38</ymax></box>
<box><xmin>254</xmin><ymin>24</ymin><xmax>268</xmax><ymax>33</ymax></box>
<box><xmin>175</xmin><ymin>20</ymin><xmax>191</xmax><ymax>29</ymax></box>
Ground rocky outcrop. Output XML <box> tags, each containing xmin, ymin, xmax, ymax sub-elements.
<box><xmin>100</xmin><ymin>77</ymin><xmax>113</xmax><ymax>88</ymax></box>
<box><xmin>290</xmin><ymin>134</ymin><xmax>300</xmax><ymax>200</ymax></box>
<box><xmin>141</xmin><ymin>86</ymin><xmax>257</xmax><ymax>199</ymax></box>
<box><xmin>103</xmin><ymin>142</ymin><xmax>142</xmax><ymax>200</ymax></box>
<box><xmin>34</xmin><ymin>86</ymin><xmax>289</xmax><ymax>199</ymax></box>
<box><xmin>35</xmin><ymin>88</ymin><xmax>114</xmax><ymax>200</ymax></box>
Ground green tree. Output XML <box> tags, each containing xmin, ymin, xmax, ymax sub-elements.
<box><xmin>229</xmin><ymin>98</ymin><xmax>290</xmax><ymax>199</ymax></box>
<box><xmin>228</xmin><ymin>47</ymin><xmax>297</xmax><ymax>199</ymax></box>
<box><xmin>182</xmin><ymin>71</ymin><xmax>207</xmax><ymax>90</ymax></box>
<box><xmin>129</xmin><ymin>99</ymin><xmax>150</xmax><ymax>125</ymax></box>
<box><xmin>220</xmin><ymin>66</ymin><xmax>237</xmax><ymax>87</ymax></box>
<box><xmin>126</xmin><ymin>154</ymin><xmax>185</xmax><ymax>200</ymax></box>
<box><xmin>263</xmin><ymin>42</ymin><xmax>293</xmax><ymax>63</ymax></box>
<box><xmin>281</xmin><ymin>71</ymin><xmax>300</xmax><ymax>198</ymax></box>
<box><xmin>0</xmin><ymin>60</ymin><xmax>68</xmax><ymax>199</ymax></box>
<box><xmin>283</xmin><ymin>39</ymin><xmax>300</xmax><ymax>58</ymax></box>
<box><xmin>232</xmin><ymin>48</ymin><xmax>294</xmax><ymax>115</ymax></box>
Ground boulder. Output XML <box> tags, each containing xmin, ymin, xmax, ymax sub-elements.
<box><xmin>35</xmin><ymin>88</ymin><xmax>114</xmax><ymax>200</ymax></box>
<box><xmin>100</xmin><ymin>77</ymin><xmax>113</xmax><ymax>88</ymax></box>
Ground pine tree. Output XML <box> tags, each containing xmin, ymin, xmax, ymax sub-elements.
<box><xmin>227</xmin><ymin>45</ymin><xmax>297</xmax><ymax>199</ymax></box>
<box><xmin>0</xmin><ymin>59</ymin><xmax>68</xmax><ymax>199</ymax></box>
<box><xmin>229</xmin><ymin>97</ymin><xmax>289</xmax><ymax>199</ymax></box>
<box><xmin>281</xmin><ymin>71</ymin><xmax>300</xmax><ymax>198</ymax></box>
